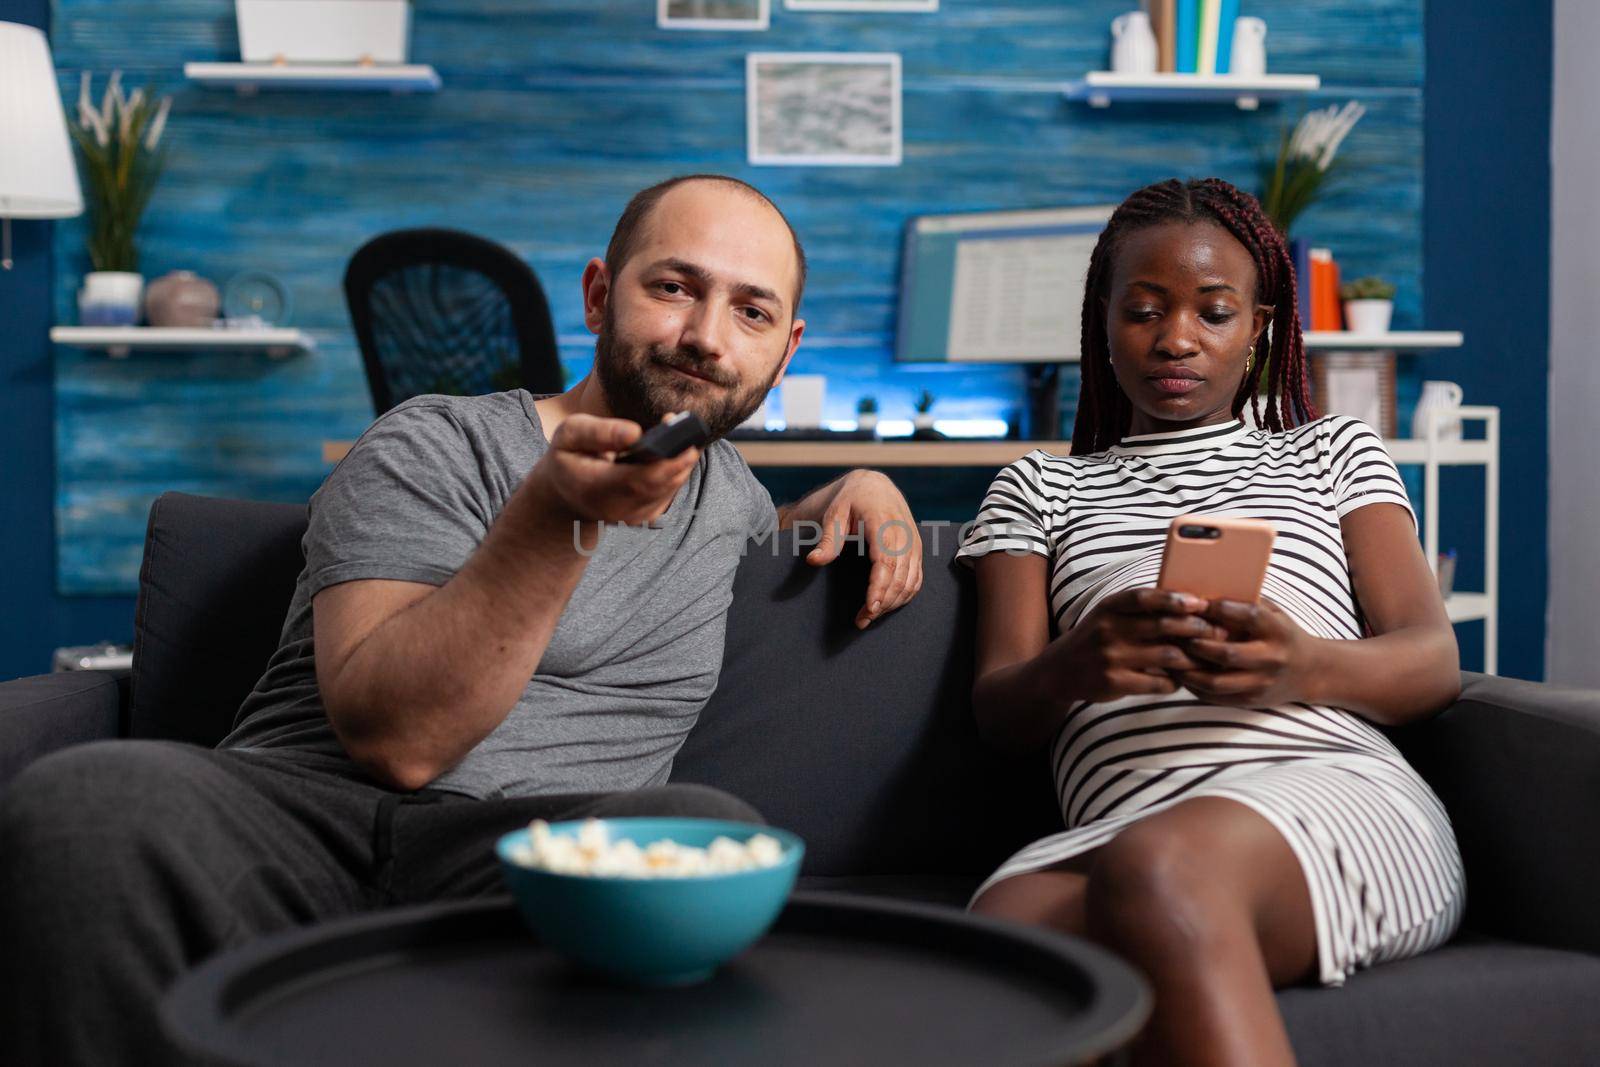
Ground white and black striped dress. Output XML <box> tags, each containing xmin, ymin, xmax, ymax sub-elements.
<box><xmin>956</xmin><ymin>415</ymin><xmax>1464</xmax><ymax>986</ymax></box>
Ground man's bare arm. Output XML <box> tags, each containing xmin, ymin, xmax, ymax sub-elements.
<box><xmin>772</xmin><ymin>468</ymin><xmax>923</xmax><ymax>630</ymax></box>
<box><xmin>314</xmin><ymin>414</ymin><xmax>700</xmax><ymax>791</ymax></box>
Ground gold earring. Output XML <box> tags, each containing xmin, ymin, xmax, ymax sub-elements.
<box><xmin>1244</xmin><ymin>345</ymin><xmax>1256</xmax><ymax>375</ymax></box>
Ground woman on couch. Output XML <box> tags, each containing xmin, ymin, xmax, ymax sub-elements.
<box><xmin>956</xmin><ymin>177</ymin><xmax>1464</xmax><ymax>1067</ymax></box>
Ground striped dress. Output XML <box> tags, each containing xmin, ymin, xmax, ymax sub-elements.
<box><xmin>955</xmin><ymin>415</ymin><xmax>1464</xmax><ymax>987</ymax></box>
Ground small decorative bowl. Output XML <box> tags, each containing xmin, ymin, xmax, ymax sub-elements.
<box><xmin>495</xmin><ymin>817</ymin><xmax>804</xmax><ymax>986</ymax></box>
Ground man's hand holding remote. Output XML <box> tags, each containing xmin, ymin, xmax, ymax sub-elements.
<box><xmin>531</xmin><ymin>411</ymin><xmax>703</xmax><ymax>530</ymax></box>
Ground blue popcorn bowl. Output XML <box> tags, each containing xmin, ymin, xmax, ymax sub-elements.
<box><xmin>495</xmin><ymin>817</ymin><xmax>804</xmax><ymax>986</ymax></box>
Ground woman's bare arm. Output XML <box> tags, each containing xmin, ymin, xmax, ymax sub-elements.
<box><xmin>1306</xmin><ymin>502</ymin><xmax>1460</xmax><ymax>725</ymax></box>
<box><xmin>1181</xmin><ymin>501</ymin><xmax>1460</xmax><ymax>726</ymax></box>
<box><xmin>970</xmin><ymin>553</ymin><xmax>1060</xmax><ymax>753</ymax></box>
<box><xmin>971</xmin><ymin>553</ymin><xmax>1218</xmax><ymax>754</ymax></box>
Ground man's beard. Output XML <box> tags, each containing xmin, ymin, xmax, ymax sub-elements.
<box><xmin>593</xmin><ymin>306</ymin><xmax>781</xmax><ymax>440</ymax></box>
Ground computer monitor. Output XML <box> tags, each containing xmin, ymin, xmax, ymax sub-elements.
<box><xmin>895</xmin><ymin>205</ymin><xmax>1115</xmax><ymax>365</ymax></box>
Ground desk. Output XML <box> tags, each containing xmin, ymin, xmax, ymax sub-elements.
<box><xmin>323</xmin><ymin>439</ymin><xmax>1072</xmax><ymax>468</ymax></box>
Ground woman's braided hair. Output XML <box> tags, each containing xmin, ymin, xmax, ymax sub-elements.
<box><xmin>1073</xmin><ymin>177</ymin><xmax>1316</xmax><ymax>455</ymax></box>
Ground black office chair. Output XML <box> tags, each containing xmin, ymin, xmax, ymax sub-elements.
<box><xmin>343</xmin><ymin>228</ymin><xmax>563</xmax><ymax>416</ymax></box>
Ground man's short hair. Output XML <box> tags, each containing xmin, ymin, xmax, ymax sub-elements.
<box><xmin>603</xmin><ymin>174</ymin><xmax>808</xmax><ymax>314</ymax></box>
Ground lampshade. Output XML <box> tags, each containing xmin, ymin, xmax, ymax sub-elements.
<box><xmin>0</xmin><ymin>20</ymin><xmax>83</xmax><ymax>219</ymax></box>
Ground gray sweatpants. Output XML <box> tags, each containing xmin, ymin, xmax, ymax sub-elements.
<box><xmin>0</xmin><ymin>739</ymin><xmax>760</xmax><ymax>1067</ymax></box>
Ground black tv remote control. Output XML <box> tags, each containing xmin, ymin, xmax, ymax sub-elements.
<box><xmin>615</xmin><ymin>411</ymin><xmax>711</xmax><ymax>464</ymax></box>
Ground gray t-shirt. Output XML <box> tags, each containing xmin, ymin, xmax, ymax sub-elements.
<box><xmin>219</xmin><ymin>390</ymin><xmax>778</xmax><ymax>799</ymax></box>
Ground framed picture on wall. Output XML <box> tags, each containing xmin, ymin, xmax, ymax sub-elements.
<box><xmin>659</xmin><ymin>0</ymin><xmax>771</xmax><ymax>31</ymax></box>
<box><xmin>747</xmin><ymin>52</ymin><xmax>903</xmax><ymax>166</ymax></box>
<box><xmin>784</xmin><ymin>0</ymin><xmax>937</xmax><ymax>11</ymax></box>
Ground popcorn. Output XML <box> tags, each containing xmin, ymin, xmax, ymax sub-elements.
<box><xmin>510</xmin><ymin>819</ymin><xmax>786</xmax><ymax>878</ymax></box>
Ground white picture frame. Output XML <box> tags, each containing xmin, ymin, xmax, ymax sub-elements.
<box><xmin>747</xmin><ymin>52</ymin><xmax>903</xmax><ymax>167</ymax></box>
<box><xmin>658</xmin><ymin>0</ymin><xmax>770</xmax><ymax>32</ymax></box>
<box><xmin>784</xmin><ymin>0</ymin><xmax>938</xmax><ymax>12</ymax></box>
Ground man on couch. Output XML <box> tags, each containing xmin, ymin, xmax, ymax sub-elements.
<box><xmin>0</xmin><ymin>174</ymin><xmax>922</xmax><ymax>1066</ymax></box>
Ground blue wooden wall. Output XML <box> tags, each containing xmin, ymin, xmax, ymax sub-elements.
<box><xmin>49</xmin><ymin>0</ymin><xmax>1426</xmax><ymax>592</ymax></box>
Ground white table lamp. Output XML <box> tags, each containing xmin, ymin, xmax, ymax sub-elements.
<box><xmin>0</xmin><ymin>21</ymin><xmax>83</xmax><ymax>269</ymax></box>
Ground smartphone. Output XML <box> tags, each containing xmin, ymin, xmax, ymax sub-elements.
<box><xmin>1156</xmin><ymin>515</ymin><xmax>1276</xmax><ymax>604</ymax></box>
<box><xmin>615</xmin><ymin>411</ymin><xmax>711</xmax><ymax>464</ymax></box>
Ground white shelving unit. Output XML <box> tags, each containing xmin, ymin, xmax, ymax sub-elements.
<box><xmin>51</xmin><ymin>326</ymin><xmax>315</xmax><ymax>359</ymax></box>
<box><xmin>1062</xmin><ymin>71</ymin><xmax>1320</xmax><ymax>111</ymax></box>
<box><xmin>1304</xmin><ymin>331</ymin><xmax>1463</xmax><ymax>351</ymax></box>
<box><xmin>184</xmin><ymin>62</ymin><xmax>441</xmax><ymax>94</ymax></box>
<box><xmin>1387</xmin><ymin>406</ymin><xmax>1500</xmax><ymax>674</ymax></box>
<box><xmin>1301</xmin><ymin>329</ymin><xmax>1491</xmax><ymax>669</ymax></box>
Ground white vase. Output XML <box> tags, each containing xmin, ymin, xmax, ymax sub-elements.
<box><xmin>913</xmin><ymin>413</ymin><xmax>936</xmax><ymax>431</ymax></box>
<box><xmin>79</xmin><ymin>271</ymin><xmax>144</xmax><ymax>327</ymax></box>
<box><xmin>1230</xmin><ymin>16</ymin><xmax>1268</xmax><ymax>77</ymax></box>
<box><xmin>856</xmin><ymin>413</ymin><xmax>878</xmax><ymax>433</ymax></box>
<box><xmin>1343</xmin><ymin>299</ymin><xmax>1393</xmax><ymax>334</ymax></box>
<box><xmin>1412</xmin><ymin>380</ymin><xmax>1465</xmax><ymax>441</ymax></box>
<box><xmin>1110</xmin><ymin>11</ymin><xmax>1159</xmax><ymax>75</ymax></box>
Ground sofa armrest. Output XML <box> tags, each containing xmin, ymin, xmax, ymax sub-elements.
<box><xmin>1390</xmin><ymin>672</ymin><xmax>1600</xmax><ymax>954</ymax></box>
<box><xmin>0</xmin><ymin>671</ymin><xmax>127</xmax><ymax>794</ymax></box>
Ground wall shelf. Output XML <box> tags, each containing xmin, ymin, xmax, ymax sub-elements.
<box><xmin>1062</xmin><ymin>71</ymin><xmax>1320</xmax><ymax>111</ymax></box>
<box><xmin>1444</xmin><ymin>593</ymin><xmax>1491</xmax><ymax>624</ymax></box>
<box><xmin>184</xmin><ymin>62</ymin><xmax>441</xmax><ymax>94</ymax></box>
<box><xmin>51</xmin><ymin>326</ymin><xmax>315</xmax><ymax>359</ymax></box>
<box><xmin>1385</xmin><ymin>437</ymin><xmax>1492</xmax><ymax>465</ymax></box>
<box><xmin>1303</xmin><ymin>331</ymin><xmax>1464</xmax><ymax>351</ymax></box>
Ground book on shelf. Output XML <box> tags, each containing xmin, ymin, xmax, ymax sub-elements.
<box><xmin>1197</xmin><ymin>0</ymin><xmax>1221</xmax><ymax>75</ymax></box>
<box><xmin>1309</xmin><ymin>248</ymin><xmax>1344</xmax><ymax>331</ymax></box>
<box><xmin>1215</xmin><ymin>0</ymin><xmax>1240</xmax><ymax>74</ymax></box>
<box><xmin>1292</xmin><ymin>240</ymin><xmax>1313</xmax><ymax>328</ymax></box>
<box><xmin>1145</xmin><ymin>0</ymin><xmax>1177</xmax><ymax>73</ymax></box>
<box><xmin>1175</xmin><ymin>0</ymin><xmax>1199</xmax><ymax>73</ymax></box>
<box><xmin>1163</xmin><ymin>0</ymin><xmax>1238</xmax><ymax>78</ymax></box>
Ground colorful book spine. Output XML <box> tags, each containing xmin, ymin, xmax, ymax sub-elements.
<box><xmin>1309</xmin><ymin>248</ymin><xmax>1344</xmax><ymax>331</ymax></box>
<box><xmin>1175</xmin><ymin>0</ymin><xmax>1199</xmax><ymax>74</ymax></box>
<box><xmin>1215</xmin><ymin>0</ymin><xmax>1240</xmax><ymax>74</ymax></box>
<box><xmin>1160</xmin><ymin>0</ymin><xmax>1177</xmax><ymax>72</ymax></box>
<box><xmin>1197</xmin><ymin>0</ymin><xmax>1221</xmax><ymax>76</ymax></box>
<box><xmin>1146</xmin><ymin>0</ymin><xmax>1178</xmax><ymax>73</ymax></box>
<box><xmin>1290</xmin><ymin>238</ymin><xmax>1313</xmax><ymax>328</ymax></box>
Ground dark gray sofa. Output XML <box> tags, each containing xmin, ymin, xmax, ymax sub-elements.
<box><xmin>3</xmin><ymin>492</ymin><xmax>1599</xmax><ymax>1065</ymax></box>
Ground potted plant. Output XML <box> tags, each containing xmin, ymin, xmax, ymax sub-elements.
<box><xmin>1340</xmin><ymin>276</ymin><xmax>1396</xmax><ymax>334</ymax></box>
<box><xmin>1258</xmin><ymin>100</ymin><xmax>1366</xmax><ymax>238</ymax></box>
<box><xmin>856</xmin><ymin>395</ymin><xmax>879</xmax><ymax>434</ymax></box>
<box><xmin>913</xmin><ymin>390</ymin><xmax>936</xmax><ymax>432</ymax></box>
<box><xmin>68</xmin><ymin>71</ymin><xmax>172</xmax><ymax>326</ymax></box>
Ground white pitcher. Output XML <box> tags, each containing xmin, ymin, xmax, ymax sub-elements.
<box><xmin>1230</xmin><ymin>16</ymin><xmax>1268</xmax><ymax>78</ymax></box>
<box><xmin>1412</xmin><ymin>380</ymin><xmax>1465</xmax><ymax>441</ymax></box>
<box><xmin>1111</xmin><ymin>11</ymin><xmax>1159</xmax><ymax>75</ymax></box>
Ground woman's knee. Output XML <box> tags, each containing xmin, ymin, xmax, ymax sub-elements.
<box><xmin>1085</xmin><ymin>820</ymin><xmax>1237</xmax><ymax>963</ymax></box>
<box><xmin>971</xmin><ymin>869</ymin><xmax>1091</xmax><ymax>935</ymax></box>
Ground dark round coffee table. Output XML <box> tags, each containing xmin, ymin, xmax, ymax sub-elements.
<box><xmin>164</xmin><ymin>891</ymin><xmax>1149</xmax><ymax>1066</ymax></box>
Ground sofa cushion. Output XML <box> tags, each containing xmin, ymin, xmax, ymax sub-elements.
<box><xmin>793</xmin><ymin>880</ymin><xmax>1600</xmax><ymax>1067</ymax></box>
<box><xmin>1279</xmin><ymin>933</ymin><xmax>1600</xmax><ymax>1067</ymax></box>
<box><xmin>675</xmin><ymin>526</ymin><xmax>1061</xmax><ymax>878</ymax></box>
<box><xmin>132</xmin><ymin>493</ymin><xmax>308</xmax><ymax>746</ymax></box>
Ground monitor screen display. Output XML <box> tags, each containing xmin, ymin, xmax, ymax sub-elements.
<box><xmin>895</xmin><ymin>205</ymin><xmax>1115</xmax><ymax>364</ymax></box>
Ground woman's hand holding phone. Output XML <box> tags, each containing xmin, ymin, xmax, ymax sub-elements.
<box><xmin>1042</xmin><ymin>588</ymin><xmax>1229</xmax><ymax>702</ymax></box>
<box><xmin>1175</xmin><ymin>597</ymin><xmax>1321</xmax><ymax>707</ymax></box>
<box><xmin>1153</xmin><ymin>513</ymin><xmax>1321</xmax><ymax>705</ymax></box>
